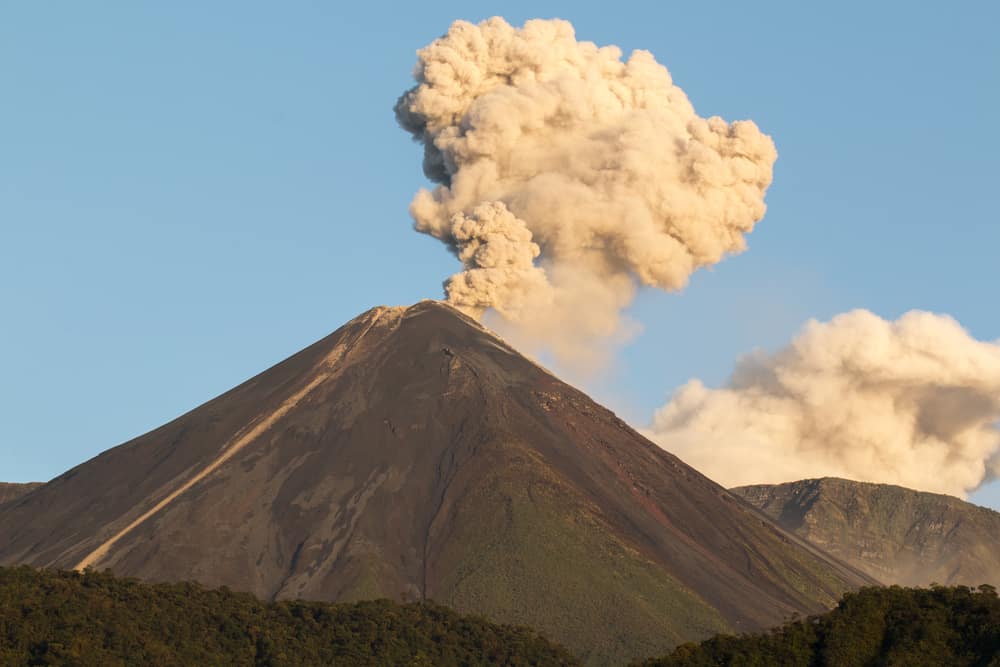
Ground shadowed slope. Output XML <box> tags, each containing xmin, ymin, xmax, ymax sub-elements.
<box><xmin>734</xmin><ymin>478</ymin><xmax>1000</xmax><ymax>587</ymax></box>
<box><xmin>0</xmin><ymin>302</ymin><xmax>872</xmax><ymax>664</ymax></box>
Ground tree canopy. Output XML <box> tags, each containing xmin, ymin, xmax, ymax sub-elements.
<box><xmin>4</xmin><ymin>567</ymin><xmax>999</xmax><ymax>666</ymax></box>
<box><xmin>0</xmin><ymin>566</ymin><xmax>577</xmax><ymax>666</ymax></box>
<box><xmin>638</xmin><ymin>584</ymin><xmax>1000</xmax><ymax>667</ymax></box>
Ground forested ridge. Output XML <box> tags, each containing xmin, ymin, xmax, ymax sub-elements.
<box><xmin>0</xmin><ymin>566</ymin><xmax>577</xmax><ymax>666</ymax></box>
<box><xmin>4</xmin><ymin>567</ymin><xmax>999</xmax><ymax>666</ymax></box>
<box><xmin>638</xmin><ymin>584</ymin><xmax>1000</xmax><ymax>666</ymax></box>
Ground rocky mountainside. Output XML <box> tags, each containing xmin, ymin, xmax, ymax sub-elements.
<box><xmin>0</xmin><ymin>302</ymin><xmax>872</xmax><ymax>665</ymax></box>
<box><xmin>0</xmin><ymin>483</ymin><xmax>41</xmax><ymax>507</ymax></box>
<box><xmin>733</xmin><ymin>478</ymin><xmax>1000</xmax><ymax>587</ymax></box>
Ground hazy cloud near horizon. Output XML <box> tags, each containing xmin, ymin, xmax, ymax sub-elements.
<box><xmin>647</xmin><ymin>310</ymin><xmax>1000</xmax><ymax>498</ymax></box>
<box><xmin>395</xmin><ymin>17</ymin><xmax>776</xmax><ymax>371</ymax></box>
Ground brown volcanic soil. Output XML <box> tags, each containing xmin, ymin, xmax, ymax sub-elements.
<box><xmin>734</xmin><ymin>478</ymin><xmax>1000</xmax><ymax>588</ymax></box>
<box><xmin>0</xmin><ymin>483</ymin><xmax>41</xmax><ymax>507</ymax></box>
<box><xmin>0</xmin><ymin>302</ymin><xmax>872</xmax><ymax>664</ymax></box>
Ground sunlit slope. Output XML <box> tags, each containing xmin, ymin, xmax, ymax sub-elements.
<box><xmin>0</xmin><ymin>302</ymin><xmax>872</xmax><ymax>664</ymax></box>
<box><xmin>735</xmin><ymin>477</ymin><xmax>1000</xmax><ymax>587</ymax></box>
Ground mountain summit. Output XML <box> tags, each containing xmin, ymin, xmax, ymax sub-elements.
<box><xmin>0</xmin><ymin>302</ymin><xmax>871</xmax><ymax>664</ymax></box>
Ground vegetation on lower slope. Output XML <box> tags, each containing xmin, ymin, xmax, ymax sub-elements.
<box><xmin>433</xmin><ymin>442</ymin><xmax>731</xmax><ymax>666</ymax></box>
<box><xmin>0</xmin><ymin>566</ymin><xmax>578</xmax><ymax>666</ymax></box>
<box><xmin>7</xmin><ymin>565</ymin><xmax>998</xmax><ymax>667</ymax></box>
<box><xmin>637</xmin><ymin>585</ymin><xmax>1000</xmax><ymax>666</ymax></box>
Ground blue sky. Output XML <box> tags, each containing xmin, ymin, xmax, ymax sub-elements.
<box><xmin>2</xmin><ymin>2</ymin><xmax>999</xmax><ymax>508</ymax></box>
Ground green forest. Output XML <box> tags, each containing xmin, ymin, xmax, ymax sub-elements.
<box><xmin>2</xmin><ymin>567</ymin><xmax>999</xmax><ymax>666</ymax></box>
<box><xmin>0</xmin><ymin>566</ymin><xmax>576</xmax><ymax>666</ymax></box>
<box><xmin>639</xmin><ymin>584</ymin><xmax>1000</xmax><ymax>667</ymax></box>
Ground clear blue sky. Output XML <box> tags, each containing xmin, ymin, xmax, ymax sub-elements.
<box><xmin>3</xmin><ymin>2</ymin><xmax>999</xmax><ymax>508</ymax></box>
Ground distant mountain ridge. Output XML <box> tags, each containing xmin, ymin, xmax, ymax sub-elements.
<box><xmin>733</xmin><ymin>478</ymin><xmax>1000</xmax><ymax>587</ymax></box>
<box><xmin>0</xmin><ymin>483</ymin><xmax>41</xmax><ymax>507</ymax></box>
<box><xmin>0</xmin><ymin>302</ymin><xmax>872</xmax><ymax>665</ymax></box>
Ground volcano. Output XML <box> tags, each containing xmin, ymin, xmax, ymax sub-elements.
<box><xmin>0</xmin><ymin>302</ymin><xmax>871</xmax><ymax>664</ymax></box>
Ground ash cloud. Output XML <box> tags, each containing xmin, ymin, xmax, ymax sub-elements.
<box><xmin>396</xmin><ymin>17</ymin><xmax>776</xmax><ymax>370</ymax></box>
<box><xmin>648</xmin><ymin>310</ymin><xmax>1000</xmax><ymax>498</ymax></box>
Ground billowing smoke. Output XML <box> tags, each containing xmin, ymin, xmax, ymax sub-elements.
<box><xmin>648</xmin><ymin>310</ymin><xmax>1000</xmax><ymax>497</ymax></box>
<box><xmin>396</xmin><ymin>17</ymin><xmax>777</xmax><ymax>369</ymax></box>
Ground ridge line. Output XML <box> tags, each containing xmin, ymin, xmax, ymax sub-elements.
<box><xmin>73</xmin><ymin>310</ymin><xmax>391</xmax><ymax>571</ymax></box>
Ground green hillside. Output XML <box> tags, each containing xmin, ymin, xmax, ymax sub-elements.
<box><xmin>0</xmin><ymin>566</ymin><xmax>577</xmax><ymax>666</ymax></box>
<box><xmin>638</xmin><ymin>585</ymin><xmax>1000</xmax><ymax>666</ymax></box>
<box><xmin>6</xmin><ymin>565</ymin><xmax>997</xmax><ymax>667</ymax></box>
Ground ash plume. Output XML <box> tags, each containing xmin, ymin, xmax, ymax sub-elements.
<box><xmin>648</xmin><ymin>310</ymin><xmax>1000</xmax><ymax>498</ymax></box>
<box><xmin>396</xmin><ymin>17</ymin><xmax>776</xmax><ymax>369</ymax></box>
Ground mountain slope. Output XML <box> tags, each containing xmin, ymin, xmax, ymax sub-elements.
<box><xmin>0</xmin><ymin>483</ymin><xmax>41</xmax><ymax>506</ymax></box>
<box><xmin>0</xmin><ymin>302</ymin><xmax>872</xmax><ymax>664</ymax></box>
<box><xmin>733</xmin><ymin>478</ymin><xmax>1000</xmax><ymax>587</ymax></box>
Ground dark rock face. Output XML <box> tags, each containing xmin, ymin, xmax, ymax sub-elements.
<box><xmin>733</xmin><ymin>478</ymin><xmax>1000</xmax><ymax>587</ymax></box>
<box><xmin>0</xmin><ymin>302</ymin><xmax>871</xmax><ymax>665</ymax></box>
<box><xmin>0</xmin><ymin>483</ymin><xmax>41</xmax><ymax>507</ymax></box>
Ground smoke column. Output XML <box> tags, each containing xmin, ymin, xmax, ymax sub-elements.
<box><xmin>396</xmin><ymin>17</ymin><xmax>777</xmax><ymax>369</ymax></box>
<box><xmin>648</xmin><ymin>310</ymin><xmax>1000</xmax><ymax>497</ymax></box>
